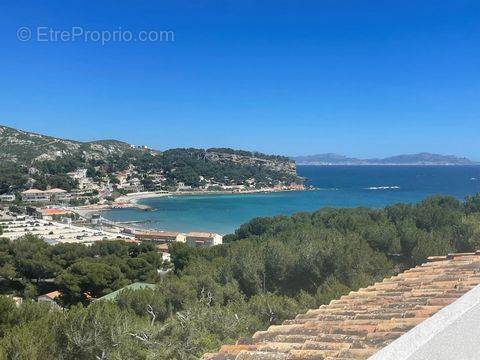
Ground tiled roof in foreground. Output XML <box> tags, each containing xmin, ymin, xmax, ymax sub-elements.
<box><xmin>202</xmin><ymin>251</ymin><xmax>480</xmax><ymax>360</ymax></box>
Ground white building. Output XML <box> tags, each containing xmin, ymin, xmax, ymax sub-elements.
<box><xmin>135</xmin><ymin>231</ymin><xmax>186</xmax><ymax>243</ymax></box>
<box><xmin>186</xmin><ymin>232</ymin><xmax>223</xmax><ymax>247</ymax></box>
<box><xmin>21</xmin><ymin>188</ymin><xmax>70</xmax><ymax>203</ymax></box>
<box><xmin>67</xmin><ymin>168</ymin><xmax>88</xmax><ymax>180</ymax></box>
<box><xmin>0</xmin><ymin>194</ymin><xmax>15</xmax><ymax>202</ymax></box>
<box><xmin>21</xmin><ymin>189</ymin><xmax>50</xmax><ymax>202</ymax></box>
<box><xmin>177</xmin><ymin>182</ymin><xmax>192</xmax><ymax>191</ymax></box>
<box><xmin>77</xmin><ymin>177</ymin><xmax>99</xmax><ymax>191</ymax></box>
<box><xmin>45</xmin><ymin>188</ymin><xmax>71</xmax><ymax>202</ymax></box>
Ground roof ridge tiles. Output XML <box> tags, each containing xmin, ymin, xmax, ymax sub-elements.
<box><xmin>202</xmin><ymin>253</ymin><xmax>480</xmax><ymax>360</ymax></box>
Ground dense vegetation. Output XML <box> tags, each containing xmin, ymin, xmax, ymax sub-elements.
<box><xmin>0</xmin><ymin>125</ymin><xmax>299</xmax><ymax>193</ymax></box>
<box><xmin>1</xmin><ymin>194</ymin><xmax>480</xmax><ymax>359</ymax></box>
<box><xmin>0</xmin><ymin>163</ymin><xmax>28</xmax><ymax>194</ymax></box>
<box><xmin>133</xmin><ymin>149</ymin><xmax>298</xmax><ymax>188</ymax></box>
<box><xmin>0</xmin><ymin>147</ymin><xmax>297</xmax><ymax>193</ymax></box>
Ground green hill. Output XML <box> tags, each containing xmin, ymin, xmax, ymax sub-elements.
<box><xmin>0</xmin><ymin>125</ymin><xmax>300</xmax><ymax>194</ymax></box>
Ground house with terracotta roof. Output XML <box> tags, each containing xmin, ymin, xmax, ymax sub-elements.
<box><xmin>203</xmin><ymin>251</ymin><xmax>480</xmax><ymax>360</ymax></box>
<box><xmin>37</xmin><ymin>290</ymin><xmax>62</xmax><ymax>308</ymax></box>
<box><xmin>135</xmin><ymin>230</ymin><xmax>186</xmax><ymax>243</ymax></box>
<box><xmin>21</xmin><ymin>189</ymin><xmax>50</xmax><ymax>202</ymax></box>
<box><xmin>186</xmin><ymin>231</ymin><xmax>223</xmax><ymax>247</ymax></box>
<box><xmin>40</xmin><ymin>208</ymin><xmax>73</xmax><ymax>220</ymax></box>
<box><xmin>136</xmin><ymin>230</ymin><xmax>222</xmax><ymax>248</ymax></box>
<box><xmin>21</xmin><ymin>188</ymin><xmax>71</xmax><ymax>203</ymax></box>
<box><xmin>44</xmin><ymin>188</ymin><xmax>71</xmax><ymax>202</ymax></box>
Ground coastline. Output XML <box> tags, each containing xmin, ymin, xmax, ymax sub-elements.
<box><xmin>115</xmin><ymin>191</ymin><xmax>171</xmax><ymax>205</ymax></box>
<box><xmin>73</xmin><ymin>186</ymin><xmax>307</xmax><ymax>219</ymax></box>
<box><xmin>70</xmin><ymin>166</ymin><xmax>480</xmax><ymax>235</ymax></box>
<box><xmin>114</xmin><ymin>186</ymin><xmax>306</xmax><ymax>206</ymax></box>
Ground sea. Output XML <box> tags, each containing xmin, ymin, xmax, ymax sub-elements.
<box><xmin>103</xmin><ymin>166</ymin><xmax>480</xmax><ymax>235</ymax></box>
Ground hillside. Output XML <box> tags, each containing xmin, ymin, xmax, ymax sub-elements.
<box><xmin>0</xmin><ymin>125</ymin><xmax>140</xmax><ymax>164</ymax></box>
<box><xmin>0</xmin><ymin>125</ymin><xmax>300</xmax><ymax>195</ymax></box>
<box><xmin>292</xmin><ymin>152</ymin><xmax>479</xmax><ymax>165</ymax></box>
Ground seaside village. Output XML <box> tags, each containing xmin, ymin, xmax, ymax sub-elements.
<box><xmin>0</xmin><ymin>166</ymin><xmax>232</xmax><ymax>305</ymax></box>
<box><xmin>0</xmin><ymin>175</ymin><xmax>225</xmax><ymax>251</ymax></box>
<box><xmin>0</xmin><ymin>156</ymin><xmax>309</xmax><ymax>306</ymax></box>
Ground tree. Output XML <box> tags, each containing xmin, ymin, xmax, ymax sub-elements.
<box><xmin>0</xmin><ymin>262</ymin><xmax>17</xmax><ymax>281</ymax></box>
<box><xmin>1</xmin><ymin>195</ymin><xmax>479</xmax><ymax>359</ymax></box>
<box><xmin>362</xmin><ymin>223</ymin><xmax>401</xmax><ymax>254</ymax></box>
<box><xmin>0</xmin><ymin>239</ymin><xmax>16</xmax><ymax>281</ymax></box>
<box><xmin>247</xmin><ymin>293</ymin><xmax>300</xmax><ymax>326</ymax></box>
<box><xmin>222</xmin><ymin>241</ymin><xmax>265</xmax><ymax>297</ymax></box>
<box><xmin>0</xmin><ymin>301</ymin><xmax>59</xmax><ymax>359</ymax></box>
<box><xmin>263</xmin><ymin>241</ymin><xmax>297</xmax><ymax>293</ymax></box>
<box><xmin>412</xmin><ymin>232</ymin><xmax>454</xmax><ymax>264</ymax></box>
<box><xmin>57</xmin><ymin>260</ymin><xmax>128</xmax><ymax>303</ymax></box>
<box><xmin>315</xmin><ymin>276</ymin><xmax>351</xmax><ymax>306</ymax></box>
<box><xmin>0</xmin><ymin>296</ymin><xmax>19</xmax><ymax>337</ymax></box>
<box><xmin>125</xmin><ymin>257</ymin><xmax>154</xmax><ymax>282</ymax></box>
<box><xmin>415</xmin><ymin>196</ymin><xmax>463</xmax><ymax>231</ymax></box>
<box><xmin>465</xmin><ymin>193</ymin><xmax>480</xmax><ymax>214</ymax></box>
<box><xmin>0</xmin><ymin>162</ymin><xmax>28</xmax><ymax>194</ymax></box>
<box><xmin>12</xmin><ymin>235</ymin><xmax>61</xmax><ymax>282</ymax></box>
<box><xmin>169</xmin><ymin>242</ymin><xmax>193</xmax><ymax>272</ymax></box>
<box><xmin>234</xmin><ymin>217</ymin><xmax>275</xmax><ymax>239</ymax></box>
<box><xmin>117</xmin><ymin>288</ymin><xmax>171</xmax><ymax>322</ymax></box>
<box><xmin>54</xmin><ymin>302</ymin><xmax>149</xmax><ymax>360</ymax></box>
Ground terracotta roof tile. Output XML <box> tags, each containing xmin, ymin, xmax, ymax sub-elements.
<box><xmin>22</xmin><ymin>188</ymin><xmax>44</xmax><ymax>194</ymax></box>
<box><xmin>40</xmin><ymin>290</ymin><xmax>61</xmax><ymax>300</ymax></box>
<box><xmin>136</xmin><ymin>231</ymin><xmax>180</xmax><ymax>238</ymax></box>
<box><xmin>202</xmin><ymin>252</ymin><xmax>480</xmax><ymax>360</ymax></box>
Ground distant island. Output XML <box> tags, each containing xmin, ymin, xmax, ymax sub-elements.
<box><xmin>292</xmin><ymin>152</ymin><xmax>479</xmax><ymax>166</ymax></box>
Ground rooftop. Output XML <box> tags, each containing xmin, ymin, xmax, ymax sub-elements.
<box><xmin>202</xmin><ymin>251</ymin><xmax>480</xmax><ymax>360</ymax></box>
<box><xmin>187</xmin><ymin>231</ymin><xmax>218</xmax><ymax>238</ymax></box>
<box><xmin>45</xmin><ymin>188</ymin><xmax>68</xmax><ymax>193</ymax></box>
<box><xmin>41</xmin><ymin>208</ymin><xmax>71</xmax><ymax>216</ymax></box>
<box><xmin>39</xmin><ymin>290</ymin><xmax>61</xmax><ymax>300</ymax></box>
<box><xmin>22</xmin><ymin>188</ymin><xmax>45</xmax><ymax>194</ymax></box>
<box><xmin>136</xmin><ymin>231</ymin><xmax>180</xmax><ymax>238</ymax></box>
<box><xmin>97</xmin><ymin>282</ymin><xmax>157</xmax><ymax>301</ymax></box>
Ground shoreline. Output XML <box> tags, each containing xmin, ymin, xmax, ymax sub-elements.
<box><xmin>73</xmin><ymin>187</ymin><xmax>307</xmax><ymax>219</ymax></box>
<box><xmin>71</xmin><ymin>187</ymin><xmax>307</xmax><ymax>234</ymax></box>
<box><xmin>115</xmin><ymin>187</ymin><xmax>306</xmax><ymax>205</ymax></box>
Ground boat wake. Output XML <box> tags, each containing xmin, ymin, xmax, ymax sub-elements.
<box><xmin>366</xmin><ymin>186</ymin><xmax>400</xmax><ymax>190</ymax></box>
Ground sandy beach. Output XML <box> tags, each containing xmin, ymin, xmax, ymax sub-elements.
<box><xmin>115</xmin><ymin>191</ymin><xmax>172</xmax><ymax>204</ymax></box>
<box><xmin>115</xmin><ymin>186</ymin><xmax>306</xmax><ymax>204</ymax></box>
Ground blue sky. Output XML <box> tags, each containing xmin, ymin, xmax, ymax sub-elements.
<box><xmin>0</xmin><ymin>1</ymin><xmax>479</xmax><ymax>159</ymax></box>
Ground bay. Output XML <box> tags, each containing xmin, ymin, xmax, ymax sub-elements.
<box><xmin>103</xmin><ymin>166</ymin><xmax>480</xmax><ymax>234</ymax></box>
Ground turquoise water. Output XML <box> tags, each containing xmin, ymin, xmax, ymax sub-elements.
<box><xmin>103</xmin><ymin>166</ymin><xmax>480</xmax><ymax>234</ymax></box>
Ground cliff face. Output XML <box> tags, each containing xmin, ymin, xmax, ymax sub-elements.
<box><xmin>205</xmin><ymin>151</ymin><xmax>297</xmax><ymax>177</ymax></box>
